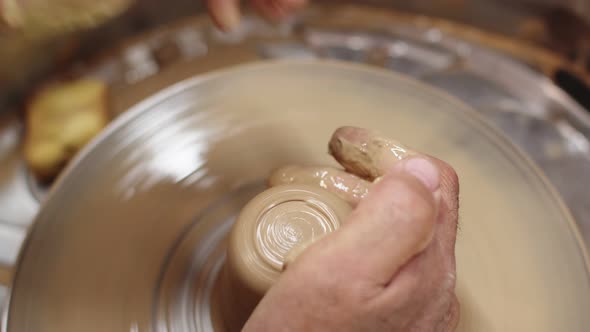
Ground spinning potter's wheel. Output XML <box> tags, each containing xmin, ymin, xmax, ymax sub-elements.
<box><xmin>6</xmin><ymin>61</ymin><xmax>590</xmax><ymax>331</ymax></box>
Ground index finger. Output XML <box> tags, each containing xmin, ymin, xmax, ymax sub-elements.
<box><xmin>329</xmin><ymin>126</ymin><xmax>414</xmax><ymax>181</ymax></box>
<box><xmin>207</xmin><ymin>0</ymin><xmax>241</xmax><ymax>31</ymax></box>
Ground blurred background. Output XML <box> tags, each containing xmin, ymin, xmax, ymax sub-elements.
<box><xmin>1</xmin><ymin>0</ymin><xmax>590</xmax><ymax>306</ymax></box>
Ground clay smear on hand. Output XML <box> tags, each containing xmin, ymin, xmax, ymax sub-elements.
<box><xmin>329</xmin><ymin>126</ymin><xmax>412</xmax><ymax>180</ymax></box>
<box><xmin>268</xmin><ymin>127</ymin><xmax>413</xmax><ymax>206</ymax></box>
<box><xmin>268</xmin><ymin>165</ymin><xmax>370</xmax><ymax>205</ymax></box>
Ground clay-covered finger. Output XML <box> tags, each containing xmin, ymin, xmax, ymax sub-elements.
<box><xmin>268</xmin><ymin>165</ymin><xmax>370</xmax><ymax>205</ymax></box>
<box><xmin>329</xmin><ymin>126</ymin><xmax>414</xmax><ymax>180</ymax></box>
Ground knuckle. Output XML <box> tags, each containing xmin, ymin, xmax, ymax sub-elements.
<box><xmin>441</xmin><ymin>270</ymin><xmax>457</xmax><ymax>298</ymax></box>
<box><xmin>446</xmin><ymin>296</ymin><xmax>461</xmax><ymax>331</ymax></box>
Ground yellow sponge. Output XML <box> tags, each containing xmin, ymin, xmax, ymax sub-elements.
<box><xmin>24</xmin><ymin>79</ymin><xmax>109</xmax><ymax>181</ymax></box>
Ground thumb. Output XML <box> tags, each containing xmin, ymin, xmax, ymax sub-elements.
<box><xmin>207</xmin><ymin>0</ymin><xmax>241</xmax><ymax>31</ymax></box>
<box><xmin>329</xmin><ymin>157</ymin><xmax>440</xmax><ymax>285</ymax></box>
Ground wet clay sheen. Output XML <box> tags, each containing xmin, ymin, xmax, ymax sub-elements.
<box><xmin>268</xmin><ymin>165</ymin><xmax>371</xmax><ymax>205</ymax></box>
<box><xmin>213</xmin><ymin>184</ymin><xmax>352</xmax><ymax>332</ymax></box>
<box><xmin>329</xmin><ymin>128</ymin><xmax>411</xmax><ymax>180</ymax></box>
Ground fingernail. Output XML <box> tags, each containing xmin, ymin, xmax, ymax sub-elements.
<box><xmin>401</xmin><ymin>158</ymin><xmax>440</xmax><ymax>192</ymax></box>
<box><xmin>218</xmin><ymin>1</ymin><xmax>240</xmax><ymax>31</ymax></box>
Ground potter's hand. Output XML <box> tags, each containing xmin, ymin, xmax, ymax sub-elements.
<box><xmin>206</xmin><ymin>0</ymin><xmax>307</xmax><ymax>31</ymax></box>
<box><xmin>245</xmin><ymin>126</ymin><xmax>460</xmax><ymax>332</ymax></box>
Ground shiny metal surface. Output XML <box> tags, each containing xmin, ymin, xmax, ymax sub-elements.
<box><xmin>0</xmin><ymin>112</ymin><xmax>36</xmax><ymax>305</ymax></box>
<box><xmin>5</xmin><ymin>61</ymin><xmax>590</xmax><ymax>331</ymax></box>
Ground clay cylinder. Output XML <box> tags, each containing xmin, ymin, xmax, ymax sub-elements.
<box><xmin>214</xmin><ymin>184</ymin><xmax>352</xmax><ymax>332</ymax></box>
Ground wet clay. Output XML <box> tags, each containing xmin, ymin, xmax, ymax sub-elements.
<box><xmin>268</xmin><ymin>165</ymin><xmax>371</xmax><ymax>205</ymax></box>
<box><xmin>329</xmin><ymin>127</ymin><xmax>411</xmax><ymax>180</ymax></box>
<box><xmin>266</xmin><ymin>128</ymin><xmax>410</xmax><ymax>207</ymax></box>
<box><xmin>212</xmin><ymin>184</ymin><xmax>352</xmax><ymax>332</ymax></box>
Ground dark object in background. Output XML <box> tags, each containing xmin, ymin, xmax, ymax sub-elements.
<box><xmin>555</xmin><ymin>69</ymin><xmax>590</xmax><ymax>113</ymax></box>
